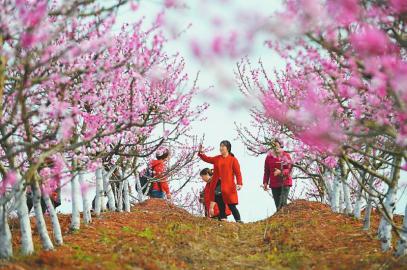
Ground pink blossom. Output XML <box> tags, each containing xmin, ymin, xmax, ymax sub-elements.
<box><xmin>350</xmin><ymin>26</ymin><xmax>391</xmax><ymax>56</ymax></box>
<box><xmin>190</xmin><ymin>40</ymin><xmax>202</xmax><ymax>58</ymax></box>
<box><xmin>18</xmin><ymin>0</ymin><xmax>47</xmax><ymax>28</ymax></box>
<box><xmin>6</xmin><ymin>171</ymin><xmax>17</xmax><ymax>187</ymax></box>
<box><xmin>164</xmin><ymin>0</ymin><xmax>177</xmax><ymax>8</ymax></box>
<box><xmin>180</xmin><ymin>118</ymin><xmax>190</xmax><ymax>126</ymax></box>
<box><xmin>0</xmin><ymin>171</ymin><xmax>17</xmax><ymax>195</ymax></box>
<box><xmin>60</xmin><ymin>117</ymin><xmax>75</xmax><ymax>140</ymax></box>
<box><xmin>20</xmin><ymin>32</ymin><xmax>35</xmax><ymax>48</ymax></box>
<box><xmin>211</xmin><ymin>36</ymin><xmax>223</xmax><ymax>55</ymax></box>
<box><xmin>327</xmin><ymin>0</ymin><xmax>359</xmax><ymax>26</ymax></box>
<box><xmin>324</xmin><ymin>156</ymin><xmax>338</xmax><ymax>169</ymax></box>
<box><xmin>155</xmin><ymin>12</ymin><xmax>165</xmax><ymax>27</ymax></box>
<box><xmin>390</xmin><ymin>0</ymin><xmax>407</xmax><ymax>13</ymax></box>
<box><xmin>130</xmin><ymin>1</ymin><xmax>139</xmax><ymax>11</ymax></box>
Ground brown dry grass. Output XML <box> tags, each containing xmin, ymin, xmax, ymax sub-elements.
<box><xmin>0</xmin><ymin>199</ymin><xmax>406</xmax><ymax>270</ymax></box>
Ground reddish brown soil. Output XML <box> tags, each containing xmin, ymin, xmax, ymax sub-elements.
<box><xmin>0</xmin><ymin>199</ymin><xmax>406</xmax><ymax>270</ymax></box>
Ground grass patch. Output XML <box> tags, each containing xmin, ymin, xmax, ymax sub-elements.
<box><xmin>71</xmin><ymin>245</ymin><xmax>94</xmax><ymax>263</ymax></box>
<box><xmin>137</xmin><ymin>228</ymin><xmax>155</xmax><ymax>240</ymax></box>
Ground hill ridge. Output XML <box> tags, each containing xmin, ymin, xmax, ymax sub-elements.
<box><xmin>2</xmin><ymin>199</ymin><xmax>406</xmax><ymax>270</ymax></box>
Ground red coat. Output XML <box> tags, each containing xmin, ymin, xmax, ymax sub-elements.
<box><xmin>203</xmin><ymin>183</ymin><xmax>231</xmax><ymax>217</ymax></box>
<box><xmin>263</xmin><ymin>151</ymin><xmax>293</xmax><ymax>188</ymax></box>
<box><xmin>150</xmin><ymin>160</ymin><xmax>170</xmax><ymax>195</ymax></box>
<box><xmin>198</xmin><ymin>153</ymin><xmax>243</xmax><ymax>204</ymax></box>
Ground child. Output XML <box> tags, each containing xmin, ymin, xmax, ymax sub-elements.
<box><xmin>200</xmin><ymin>168</ymin><xmax>231</xmax><ymax>219</ymax></box>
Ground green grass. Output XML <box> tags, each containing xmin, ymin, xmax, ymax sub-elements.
<box><xmin>137</xmin><ymin>228</ymin><xmax>155</xmax><ymax>240</ymax></box>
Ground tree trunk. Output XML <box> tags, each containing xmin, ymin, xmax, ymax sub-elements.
<box><xmin>338</xmin><ymin>185</ymin><xmax>344</xmax><ymax>213</ymax></box>
<box><xmin>14</xmin><ymin>176</ymin><xmax>34</xmax><ymax>255</ymax></box>
<box><xmin>135</xmin><ymin>173</ymin><xmax>144</xmax><ymax>203</ymax></box>
<box><xmin>378</xmin><ymin>186</ymin><xmax>397</xmax><ymax>252</ymax></box>
<box><xmin>363</xmin><ymin>199</ymin><xmax>373</xmax><ymax>231</ymax></box>
<box><xmin>378</xmin><ymin>156</ymin><xmax>401</xmax><ymax>252</ymax></box>
<box><xmin>70</xmin><ymin>174</ymin><xmax>80</xmax><ymax>231</ymax></box>
<box><xmin>363</xmin><ymin>176</ymin><xmax>375</xmax><ymax>230</ymax></box>
<box><xmin>100</xmin><ymin>170</ymin><xmax>107</xmax><ymax>212</ymax></box>
<box><xmin>123</xmin><ymin>176</ymin><xmax>130</xmax><ymax>212</ymax></box>
<box><xmin>395</xmin><ymin>201</ymin><xmax>407</xmax><ymax>256</ymax></box>
<box><xmin>117</xmin><ymin>180</ymin><xmax>124</xmax><ymax>212</ymax></box>
<box><xmin>94</xmin><ymin>168</ymin><xmax>103</xmax><ymax>216</ymax></box>
<box><xmin>31</xmin><ymin>182</ymin><xmax>54</xmax><ymax>250</ymax></box>
<box><xmin>128</xmin><ymin>175</ymin><xmax>137</xmax><ymax>204</ymax></box>
<box><xmin>78</xmin><ymin>172</ymin><xmax>92</xmax><ymax>224</ymax></box>
<box><xmin>323</xmin><ymin>171</ymin><xmax>333</xmax><ymax>205</ymax></box>
<box><xmin>0</xmin><ymin>205</ymin><xmax>13</xmax><ymax>259</ymax></box>
<box><xmin>342</xmin><ymin>181</ymin><xmax>353</xmax><ymax>215</ymax></box>
<box><xmin>103</xmin><ymin>172</ymin><xmax>116</xmax><ymax>211</ymax></box>
<box><xmin>42</xmin><ymin>191</ymin><xmax>63</xmax><ymax>245</ymax></box>
<box><xmin>331</xmin><ymin>167</ymin><xmax>341</xmax><ymax>213</ymax></box>
<box><xmin>353</xmin><ymin>180</ymin><xmax>364</xmax><ymax>219</ymax></box>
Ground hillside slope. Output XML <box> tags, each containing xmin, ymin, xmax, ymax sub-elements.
<box><xmin>1</xmin><ymin>199</ymin><xmax>406</xmax><ymax>270</ymax></box>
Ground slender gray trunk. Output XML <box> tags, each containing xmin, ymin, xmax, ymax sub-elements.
<box><xmin>123</xmin><ymin>176</ymin><xmax>130</xmax><ymax>212</ymax></box>
<box><xmin>117</xmin><ymin>180</ymin><xmax>124</xmax><ymax>212</ymax></box>
<box><xmin>378</xmin><ymin>156</ymin><xmax>401</xmax><ymax>252</ymax></box>
<box><xmin>78</xmin><ymin>172</ymin><xmax>92</xmax><ymax>224</ymax></box>
<box><xmin>70</xmin><ymin>174</ymin><xmax>80</xmax><ymax>231</ymax></box>
<box><xmin>31</xmin><ymin>182</ymin><xmax>54</xmax><ymax>250</ymax></box>
<box><xmin>338</xmin><ymin>186</ymin><xmax>344</xmax><ymax>213</ymax></box>
<box><xmin>342</xmin><ymin>181</ymin><xmax>353</xmax><ymax>215</ymax></box>
<box><xmin>14</xmin><ymin>176</ymin><xmax>34</xmax><ymax>255</ymax></box>
<box><xmin>0</xmin><ymin>204</ymin><xmax>13</xmax><ymax>259</ymax></box>
<box><xmin>42</xmin><ymin>191</ymin><xmax>63</xmax><ymax>245</ymax></box>
<box><xmin>331</xmin><ymin>167</ymin><xmax>341</xmax><ymax>213</ymax></box>
<box><xmin>363</xmin><ymin>198</ymin><xmax>373</xmax><ymax>230</ymax></box>
<box><xmin>331</xmin><ymin>174</ymin><xmax>341</xmax><ymax>213</ymax></box>
<box><xmin>395</xmin><ymin>201</ymin><xmax>407</xmax><ymax>256</ymax></box>
<box><xmin>103</xmin><ymin>167</ymin><xmax>117</xmax><ymax>211</ymax></box>
<box><xmin>94</xmin><ymin>168</ymin><xmax>103</xmax><ymax>216</ymax></box>
<box><xmin>100</xmin><ymin>171</ymin><xmax>107</xmax><ymax>212</ymax></box>
<box><xmin>353</xmin><ymin>182</ymin><xmax>364</xmax><ymax>219</ymax></box>
<box><xmin>363</xmin><ymin>176</ymin><xmax>375</xmax><ymax>230</ymax></box>
<box><xmin>135</xmin><ymin>173</ymin><xmax>144</xmax><ymax>203</ymax></box>
<box><xmin>378</xmin><ymin>186</ymin><xmax>397</xmax><ymax>252</ymax></box>
<box><xmin>128</xmin><ymin>175</ymin><xmax>137</xmax><ymax>204</ymax></box>
<box><xmin>323</xmin><ymin>171</ymin><xmax>333</xmax><ymax>204</ymax></box>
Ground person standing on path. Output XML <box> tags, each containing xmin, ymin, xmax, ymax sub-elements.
<box><xmin>262</xmin><ymin>139</ymin><xmax>293</xmax><ymax>211</ymax></box>
<box><xmin>198</xmin><ymin>140</ymin><xmax>243</xmax><ymax>223</ymax></box>
<box><xmin>150</xmin><ymin>148</ymin><xmax>171</xmax><ymax>199</ymax></box>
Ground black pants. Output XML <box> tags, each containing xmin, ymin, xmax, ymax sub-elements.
<box><xmin>215</xmin><ymin>194</ymin><xmax>241</xmax><ymax>222</ymax></box>
<box><xmin>271</xmin><ymin>186</ymin><xmax>290</xmax><ymax>211</ymax></box>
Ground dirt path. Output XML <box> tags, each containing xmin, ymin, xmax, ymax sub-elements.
<box><xmin>1</xmin><ymin>199</ymin><xmax>406</xmax><ymax>270</ymax></box>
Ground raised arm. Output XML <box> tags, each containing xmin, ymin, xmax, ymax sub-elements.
<box><xmin>198</xmin><ymin>152</ymin><xmax>216</xmax><ymax>164</ymax></box>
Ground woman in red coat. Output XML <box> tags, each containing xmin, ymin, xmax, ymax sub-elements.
<box><xmin>199</xmin><ymin>168</ymin><xmax>231</xmax><ymax>218</ymax></box>
<box><xmin>150</xmin><ymin>148</ymin><xmax>171</xmax><ymax>199</ymax></box>
<box><xmin>198</xmin><ymin>140</ymin><xmax>243</xmax><ymax>223</ymax></box>
<box><xmin>263</xmin><ymin>139</ymin><xmax>293</xmax><ymax>211</ymax></box>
